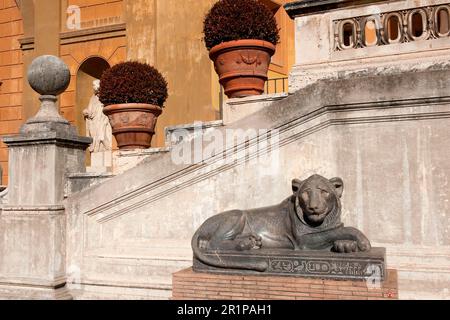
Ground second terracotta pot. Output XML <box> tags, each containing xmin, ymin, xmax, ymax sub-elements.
<box><xmin>209</xmin><ymin>39</ymin><xmax>276</xmax><ymax>99</ymax></box>
<box><xmin>103</xmin><ymin>103</ymin><xmax>162</xmax><ymax>150</ymax></box>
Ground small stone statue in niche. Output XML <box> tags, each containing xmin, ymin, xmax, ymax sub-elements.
<box><xmin>83</xmin><ymin>79</ymin><xmax>112</xmax><ymax>153</ymax></box>
<box><xmin>83</xmin><ymin>79</ymin><xmax>113</xmax><ymax>171</ymax></box>
<box><xmin>192</xmin><ymin>174</ymin><xmax>372</xmax><ymax>272</ymax></box>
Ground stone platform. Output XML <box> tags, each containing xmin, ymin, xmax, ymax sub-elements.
<box><xmin>172</xmin><ymin>268</ymin><xmax>398</xmax><ymax>300</ymax></box>
<box><xmin>193</xmin><ymin>248</ymin><xmax>386</xmax><ymax>281</ymax></box>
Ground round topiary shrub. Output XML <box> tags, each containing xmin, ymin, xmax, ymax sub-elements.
<box><xmin>98</xmin><ymin>61</ymin><xmax>168</xmax><ymax>107</ymax></box>
<box><xmin>203</xmin><ymin>0</ymin><xmax>280</xmax><ymax>51</ymax></box>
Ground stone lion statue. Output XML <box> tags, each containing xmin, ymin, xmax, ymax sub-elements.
<box><xmin>192</xmin><ymin>174</ymin><xmax>371</xmax><ymax>272</ymax></box>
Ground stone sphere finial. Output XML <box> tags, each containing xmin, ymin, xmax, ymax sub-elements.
<box><xmin>27</xmin><ymin>55</ymin><xmax>70</xmax><ymax>96</ymax></box>
<box><xmin>22</xmin><ymin>55</ymin><xmax>72</xmax><ymax>132</ymax></box>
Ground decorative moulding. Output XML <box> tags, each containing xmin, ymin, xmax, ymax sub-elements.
<box><xmin>333</xmin><ymin>3</ymin><xmax>450</xmax><ymax>51</ymax></box>
<box><xmin>284</xmin><ymin>0</ymin><xmax>389</xmax><ymax>18</ymax></box>
<box><xmin>60</xmin><ymin>23</ymin><xmax>127</xmax><ymax>45</ymax></box>
<box><xmin>18</xmin><ymin>36</ymin><xmax>34</xmax><ymax>51</ymax></box>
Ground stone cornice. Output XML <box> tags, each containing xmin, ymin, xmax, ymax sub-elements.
<box><xmin>18</xmin><ymin>36</ymin><xmax>34</xmax><ymax>51</ymax></box>
<box><xmin>2</xmin><ymin>131</ymin><xmax>92</xmax><ymax>149</ymax></box>
<box><xmin>60</xmin><ymin>23</ymin><xmax>126</xmax><ymax>45</ymax></box>
<box><xmin>1</xmin><ymin>205</ymin><xmax>66</xmax><ymax>216</ymax></box>
<box><xmin>284</xmin><ymin>0</ymin><xmax>390</xmax><ymax>18</ymax></box>
<box><xmin>18</xmin><ymin>23</ymin><xmax>127</xmax><ymax>51</ymax></box>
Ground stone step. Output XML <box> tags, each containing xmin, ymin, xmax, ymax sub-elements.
<box><xmin>104</xmin><ymin>120</ymin><xmax>224</xmax><ymax>176</ymax></box>
<box><xmin>70</xmin><ymin>278</ymin><xmax>173</xmax><ymax>300</ymax></box>
<box><xmin>72</xmin><ymin>242</ymin><xmax>192</xmax><ymax>299</ymax></box>
<box><xmin>164</xmin><ymin>120</ymin><xmax>224</xmax><ymax>147</ymax></box>
<box><xmin>66</xmin><ymin>172</ymin><xmax>115</xmax><ymax>195</ymax></box>
<box><xmin>112</xmin><ymin>147</ymin><xmax>171</xmax><ymax>175</ymax></box>
<box><xmin>67</xmin><ymin>120</ymin><xmax>224</xmax><ymax>193</ymax></box>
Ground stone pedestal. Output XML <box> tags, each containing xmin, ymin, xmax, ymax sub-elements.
<box><xmin>0</xmin><ymin>205</ymin><xmax>70</xmax><ymax>299</ymax></box>
<box><xmin>172</xmin><ymin>268</ymin><xmax>398</xmax><ymax>300</ymax></box>
<box><xmin>3</xmin><ymin>131</ymin><xmax>91</xmax><ymax>205</ymax></box>
<box><xmin>0</xmin><ymin>131</ymin><xmax>90</xmax><ymax>299</ymax></box>
<box><xmin>0</xmin><ymin>55</ymin><xmax>91</xmax><ymax>300</ymax></box>
<box><xmin>193</xmin><ymin>248</ymin><xmax>387</xmax><ymax>281</ymax></box>
<box><xmin>86</xmin><ymin>151</ymin><xmax>113</xmax><ymax>174</ymax></box>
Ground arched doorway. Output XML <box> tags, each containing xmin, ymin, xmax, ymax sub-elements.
<box><xmin>76</xmin><ymin>57</ymin><xmax>110</xmax><ymax>136</ymax></box>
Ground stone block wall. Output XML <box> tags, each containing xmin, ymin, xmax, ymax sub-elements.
<box><xmin>172</xmin><ymin>268</ymin><xmax>399</xmax><ymax>300</ymax></box>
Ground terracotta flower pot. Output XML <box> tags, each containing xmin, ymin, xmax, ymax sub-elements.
<box><xmin>103</xmin><ymin>103</ymin><xmax>162</xmax><ymax>150</ymax></box>
<box><xmin>209</xmin><ymin>39</ymin><xmax>276</xmax><ymax>99</ymax></box>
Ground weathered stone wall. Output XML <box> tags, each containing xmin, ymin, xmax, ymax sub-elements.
<box><xmin>64</xmin><ymin>65</ymin><xmax>450</xmax><ymax>300</ymax></box>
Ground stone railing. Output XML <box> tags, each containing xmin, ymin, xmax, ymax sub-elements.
<box><xmin>334</xmin><ymin>3</ymin><xmax>450</xmax><ymax>51</ymax></box>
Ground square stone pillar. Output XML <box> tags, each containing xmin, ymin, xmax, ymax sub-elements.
<box><xmin>0</xmin><ymin>130</ymin><xmax>90</xmax><ymax>299</ymax></box>
<box><xmin>0</xmin><ymin>56</ymin><xmax>91</xmax><ymax>299</ymax></box>
<box><xmin>4</xmin><ymin>131</ymin><xmax>90</xmax><ymax>205</ymax></box>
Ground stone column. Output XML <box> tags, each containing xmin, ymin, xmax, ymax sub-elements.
<box><xmin>0</xmin><ymin>56</ymin><xmax>91</xmax><ymax>299</ymax></box>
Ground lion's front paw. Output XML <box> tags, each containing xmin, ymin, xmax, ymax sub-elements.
<box><xmin>236</xmin><ymin>235</ymin><xmax>262</xmax><ymax>251</ymax></box>
<box><xmin>333</xmin><ymin>240</ymin><xmax>358</xmax><ymax>253</ymax></box>
<box><xmin>357</xmin><ymin>239</ymin><xmax>371</xmax><ymax>252</ymax></box>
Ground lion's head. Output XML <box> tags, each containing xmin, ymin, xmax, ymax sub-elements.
<box><xmin>292</xmin><ymin>175</ymin><xmax>343</xmax><ymax>229</ymax></box>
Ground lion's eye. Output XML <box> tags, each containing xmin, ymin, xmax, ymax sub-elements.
<box><xmin>321</xmin><ymin>190</ymin><xmax>330</xmax><ymax>197</ymax></box>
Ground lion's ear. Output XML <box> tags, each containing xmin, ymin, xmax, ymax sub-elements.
<box><xmin>330</xmin><ymin>177</ymin><xmax>344</xmax><ymax>198</ymax></box>
<box><xmin>292</xmin><ymin>179</ymin><xmax>302</xmax><ymax>193</ymax></box>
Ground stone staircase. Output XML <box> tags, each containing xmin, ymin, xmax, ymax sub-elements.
<box><xmin>64</xmin><ymin>67</ymin><xmax>450</xmax><ymax>299</ymax></box>
<box><xmin>67</xmin><ymin>120</ymin><xmax>225</xmax><ymax>196</ymax></box>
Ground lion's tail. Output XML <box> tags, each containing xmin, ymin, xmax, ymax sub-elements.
<box><xmin>191</xmin><ymin>230</ymin><xmax>268</xmax><ymax>272</ymax></box>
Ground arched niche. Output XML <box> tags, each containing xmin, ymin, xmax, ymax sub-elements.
<box><xmin>75</xmin><ymin>57</ymin><xmax>110</xmax><ymax>136</ymax></box>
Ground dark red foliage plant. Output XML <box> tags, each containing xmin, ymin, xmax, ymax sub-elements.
<box><xmin>98</xmin><ymin>61</ymin><xmax>169</xmax><ymax>107</ymax></box>
<box><xmin>203</xmin><ymin>0</ymin><xmax>280</xmax><ymax>50</ymax></box>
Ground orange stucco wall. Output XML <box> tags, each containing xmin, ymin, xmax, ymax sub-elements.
<box><xmin>63</xmin><ymin>0</ymin><xmax>124</xmax><ymax>31</ymax></box>
<box><xmin>60</xmin><ymin>37</ymin><xmax>127</xmax><ymax>124</ymax></box>
<box><xmin>0</xmin><ymin>0</ymin><xmax>294</xmax><ymax>185</ymax></box>
<box><xmin>0</xmin><ymin>0</ymin><xmax>23</xmax><ymax>185</ymax></box>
